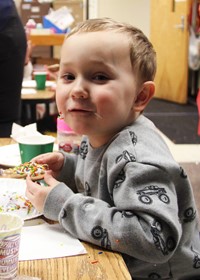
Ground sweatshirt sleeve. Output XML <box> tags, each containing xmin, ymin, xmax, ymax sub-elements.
<box><xmin>57</xmin><ymin>152</ymin><xmax>78</xmax><ymax>193</ymax></box>
<box><xmin>43</xmin><ymin>159</ymin><xmax>187</xmax><ymax>264</ymax></box>
<box><xmin>43</xmin><ymin>126</ymin><xmax>196</xmax><ymax>264</ymax></box>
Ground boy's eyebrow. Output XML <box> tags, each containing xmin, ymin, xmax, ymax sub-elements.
<box><xmin>61</xmin><ymin>57</ymin><xmax>108</xmax><ymax>65</ymax></box>
<box><xmin>60</xmin><ymin>59</ymin><xmax>116</xmax><ymax>71</ymax></box>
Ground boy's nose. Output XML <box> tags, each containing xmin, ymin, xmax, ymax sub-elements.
<box><xmin>71</xmin><ymin>79</ymin><xmax>88</xmax><ymax>99</ymax></box>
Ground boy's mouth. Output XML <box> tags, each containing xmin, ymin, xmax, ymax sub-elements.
<box><xmin>68</xmin><ymin>108</ymin><xmax>103</xmax><ymax>119</ymax></box>
<box><xmin>68</xmin><ymin>108</ymin><xmax>92</xmax><ymax>113</ymax></box>
<box><xmin>68</xmin><ymin>108</ymin><xmax>95</xmax><ymax>116</ymax></box>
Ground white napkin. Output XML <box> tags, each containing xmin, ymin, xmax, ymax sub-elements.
<box><xmin>11</xmin><ymin>123</ymin><xmax>42</xmax><ymax>141</ymax></box>
<box><xmin>22</xmin><ymin>80</ymin><xmax>36</xmax><ymax>88</ymax></box>
<box><xmin>19</xmin><ymin>221</ymin><xmax>87</xmax><ymax>261</ymax></box>
<box><xmin>21</xmin><ymin>88</ymin><xmax>37</xmax><ymax>95</ymax></box>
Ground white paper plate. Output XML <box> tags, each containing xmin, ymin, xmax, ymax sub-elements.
<box><xmin>0</xmin><ymin>178</ymin><xmax>41</xmax><ymax>220</ymax></box>
<box><xmin>0</xmin><ymin>144</ymin><xmax>21</xmax><ymax>167</ymax></box>
<box><xmin>21</xmin><ymin>88</ymin><xmax>37</xmax><ymax>95</ymax></box>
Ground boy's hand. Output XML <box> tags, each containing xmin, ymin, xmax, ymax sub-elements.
<box><xmin>31</xmin><ymin>151</ymin><xmax>64</xmax><ymax>178</ymax></box>
<box><xmin>26</xmin><ymin>172</ymin><xmax>60</xmax><ymax>213</ymax></box>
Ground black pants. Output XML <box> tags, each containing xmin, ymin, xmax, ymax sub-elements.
<box><xmin>0</xmin><ymin>2</ymin><xmax>26</xmax><ymax>137</ymax></box>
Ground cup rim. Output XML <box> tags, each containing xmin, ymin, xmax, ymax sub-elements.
<box><xmin>33</xmin><ymin>71</ymin><xmax>47</xmax><ymax>75</ymax></box>
<box><xmin>0</xmin><ymin>213</ymin><xmax>24</xmax><ymax>232</ymax></box>
<box><xmin>17</xmin><ymin>135</ymin><xmax>55</xmax><ymax>145</ymax></box>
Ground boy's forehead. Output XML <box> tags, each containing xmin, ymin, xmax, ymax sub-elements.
<box><xmin>65</xmin><ymin>30</ymin><xmax>127</xmax><ymax>47</ymax></box>
<box><xmin>62</xmin><ymin>31</ymin><xmax>130</xmax><ymax>59</ymax></box>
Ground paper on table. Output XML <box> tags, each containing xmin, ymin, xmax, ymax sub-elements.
<box><xmin>22</xmin><ymin>80</ymin><xmax>36</xmax><ymax>88</ymax></box>
<box><xmin>21</xmin><ymin>88</ymin><xmax>37</xmax><ymax>95</ymax></box>
<box><xmin>19</xmin><ymin>222</ymin><xmax>87</xmax><ymax>260</ymax></box>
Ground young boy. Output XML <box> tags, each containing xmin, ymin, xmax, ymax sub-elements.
<box><xmin>26</xmin><ymin>18</ymin><xmax>200</xmax><ymax>279</ymax></box>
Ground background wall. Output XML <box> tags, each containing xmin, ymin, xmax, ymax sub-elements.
<box><xmin>15</xmin><ymin>0</ymin><xmax>151</xmax><ymax>58</ymax></box>
<box><xmin>14</xmin><ymin>0</ymin><xmax>21</xmax><ymax>13</ymax></box>
<box><xmin>15</xmin><ymin>0</ymin><xmax>150</xmax><ymax>37</ymax></box>
<box><xmin>89</xmin><ymin>0</ymin><xmax>150</xmax><ymax>37</ymax></box>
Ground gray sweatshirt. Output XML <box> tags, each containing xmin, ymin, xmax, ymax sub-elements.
<box><xmin>44</xmin><ymin>115</ymin><xmax>200</xmax><ymax>280</ymax></box>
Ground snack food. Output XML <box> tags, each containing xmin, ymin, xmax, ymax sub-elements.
<box><xmin>0</xmin><ymin>191</ymin><xmax>33</xmax><ymax>214</ymax></box>
<box><xmin>3</xmin><ymin>162</ymin><xmax>49</xmax><ymax>181</ymax></box>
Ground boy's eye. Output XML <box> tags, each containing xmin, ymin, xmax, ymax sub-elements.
<box><xmin>62</xmin><ymin>73</ymin><xmax>75</xmax><ymax>81</ymax></box>
<box><xmin>93</xmin><ymin>74</ymin><xmax>109</xmax><ymax>82</ymax></box>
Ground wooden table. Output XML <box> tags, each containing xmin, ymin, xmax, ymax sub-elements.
<box><xmin>19</xmin><ymin>242</ymin><xmax>131</xmax><ymax>280</ymax></box>
<box><xmin>29</xmin><ymin>34</ymin><xmax>65</xmax><ymax>46</ymax></box>
<box><xmin>21</xmin><ymin>89</ymin><xmax>55</xmax><ymax>125</ymax></box>
<box><xmin>0</xmin><ymin>138</ymin><xmax>131</xmax><ymax>280</ymax></box>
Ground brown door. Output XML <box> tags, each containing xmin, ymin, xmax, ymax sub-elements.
<box><xmin>150</xmin><ymin>0</ymin><xmax>192</xmax><ymax>104</ymax></box>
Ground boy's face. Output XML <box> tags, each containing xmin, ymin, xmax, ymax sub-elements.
<box><xmin>56</xmin><ymin>31</ymin><xmax>141</xmax><ymax>147</ymax></box>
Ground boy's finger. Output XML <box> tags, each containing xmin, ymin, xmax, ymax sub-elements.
<box><xmin>44</xmin><ymin>172</ymin><xmax>59</xmax><ymax>187</ymax></box>
<box><xmin>26</xmin><ymin>176</ymin><xmax>41</xmax><ymax>194</ymax></box>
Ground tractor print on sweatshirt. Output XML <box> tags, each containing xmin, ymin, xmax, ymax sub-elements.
<box><xmin>91</xmin><ymin>225</ymin><xmax>112</xmax><ymax>250</ymax></box>
<box><xmin>191</xmin><ymin>246</ymin><xmax>200</xmax><ymax>269</ymax></box>
<box><xmin>183</xmin><ymin>207</ymin><xmax>196</xmax><ymax>223</ymax></box>
<box><xmin>79</xmin><ymin>140</ymin><xmax>88</xmax><ymax>159</ymax></box>
<box><xmin>150</xmin><ymin>220</ymin><xmax>176</xmax><ymax>255</ymax></box>
<box><xmin>113</xmin><ymin>169</ymin><xmax>126</xmax><ymax>189</ymax></box>
<box><xmin>115</xmin><ymin>150</ymin><xmax>136</xmax><ymax>164</ymax></box>
<box><xmin>180</xmin><ymin>166</ymin><xmax>187</xmax><ymax>178</ymax></box>
<box><xmin>137</xmin><ymin>185</ymin><xmax>170</xmax><ymax>205</ymax></box>
<box><xmin>129</xmin><ymin>131</ymin><xmax>137</xmax><ymax>146</ymax></box>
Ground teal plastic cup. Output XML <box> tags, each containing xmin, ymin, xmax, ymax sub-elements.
<box><xmin>34</xmin><ymin>71</ymin><xmax>47</xmax><ymax>90</ymax></box>
<box><xmin>17</xmin><ymin>135</ymin><xmax>55</xmax><ymax>163</ymax></box>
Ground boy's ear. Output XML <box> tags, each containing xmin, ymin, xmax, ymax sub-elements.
<box><xmin>133</xmin><ymin>81</ymin><xmax>155</xmax><ymax>112</ymax></box>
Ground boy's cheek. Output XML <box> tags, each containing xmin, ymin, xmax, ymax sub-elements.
<box><xmin>56</xmin><ymin>84</ymin><xmax>67</xmax><ymax>99</ymax></box>
<box><xmin>55</xmin><ymin>92</ymin><xmax>64</xmax><ymax>113</ymax></box>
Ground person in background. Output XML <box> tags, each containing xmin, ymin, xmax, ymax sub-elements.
<box><xmin>46</xmin><ymin>64</ymin><xmax>59</xmax><ymax>81</ymax></box>
<box><xmin>26</xmin><ymin>18</ymin><xmax>200</xmax><ymax>279</ymax></box>
<box><xmin>0</xmin><ymin>0</ymin><xmax>26</xmax><ymax>137</ymax></box>
<box><xmin>23</xmin><ymin>39</ymin><xmax>33</xmax><ymax>80</ymax></box>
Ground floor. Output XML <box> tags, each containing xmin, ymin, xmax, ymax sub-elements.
<box><xmin>158</xmin><ymin>130</ymin><xmax>200</xmax><ymax>163</ymax></box>
<box><xmin>144</xmin><ymin>98</ymin><xmax>200</xmax><ymax>144</ymax></box>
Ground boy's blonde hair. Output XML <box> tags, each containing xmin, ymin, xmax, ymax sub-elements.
<box><xmin>65</xmin><ymin>18</ymin><xmax>157</xmax><ymax>84</ymax></box>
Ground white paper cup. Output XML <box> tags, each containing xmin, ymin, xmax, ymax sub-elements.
<box><xmin>17</xmin><ymin>135</ymin><xmax>55</xmax><ymax>163</ymax></box>
<box><xmin>0</xmin><ymin>213</ymin><xmax>24</xmax><ymax>279</ymax></box>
